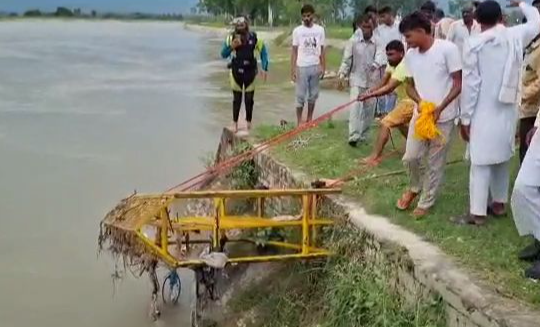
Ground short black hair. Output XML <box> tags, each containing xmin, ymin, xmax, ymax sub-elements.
<box><xmin>533</xmin><ymin>0</ymin><xmax>540</xmax><ymax>6</ymax></box>
<box><xmin>355</xmin><ymin>13</ymin><xmax>373</xmax><ymax>26</ymax></box>
<box><xmin>364</xmin><ymin>5</ymin><xmax>378</xmax><ymax>14</ymax></box>
<box><xmin>420</xmin><ymin>1</ymin><xmax>436</xmax><ymax>13</ymax></box>
<box><xmin>301</xmin><ymin>4</ymin><xmax>315</xmax><ymax>15</ymax></box>
<box><xmin>399</xmin><ymin>11</ymin><xmax>432</xmax><ymax>34</ymax></box>
<box><xmin>386</xmin><ymin>40</ymin><xmax>405</xmax><ymax>53</ymax></box>
<box><xmin>475</xmin><ymin>0</ymin><xmax>502</xmax><ymax>26</ymax></box>
<box><xmin>435</xmin><ymin>9</ymin><xmax>445</xmax><ymax>19</ymax></box>
<box><xmin>378</xmin><ymin>6</ymin><xmax>393</xmax><ymax>15</ymax></box>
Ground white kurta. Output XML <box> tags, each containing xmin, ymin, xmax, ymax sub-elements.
<box><xmin>512</xmin><ymin>130</ymin><xmax>540</xmax><ymax>240</ymax></box>
<box><xmin>447</xmin><ymin>19</ymin><xmax>481</xmax><ymax>54</ymax></box>
<box><xmin>461</xmin><ymin>3</ymin><xmax>540</xmax><ymax>166</ymax></box>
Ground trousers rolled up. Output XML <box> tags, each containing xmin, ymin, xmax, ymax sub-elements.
<box><xmin>349</xmin><ymin>86</ymin><xmax>376</xmax><ymax>143</ymax></box>
<box><xmin>402</xmin><ymin>115</ymin><xmax>455</xmax><ymax>209</ymax></box>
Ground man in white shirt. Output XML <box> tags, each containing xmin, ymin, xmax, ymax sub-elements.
<box><xmin>458</xmin><ymin>0</ymin><xmax>540</xmax><ymax>226</ymax></box>
<box><xmin>374</xmin><ymin>6</ymin><xmax>403</xmax><ymax>116</ymax></box>
<box><xmin>338</xmin><ymin>14</ymin><xmax>385</xmax><ymax>146</ymax></box>
<box><xmin>375</xmin><ymin>6</ymin><xmax>402</xmax><ymax>50</ymax></box>
<box><xmin>512</xmin><ymin>110</ymin><xmax>540</xmax><ymax>279</ymax></box>
<box><xmin>447</xmin><ymin>6</ymin><xmax>481</xmax><ymax>54</ymax></box>
<box><xmin>291</xmin><ymin>4</ymin><xmax>326</xmax><ymax>126</ymax></box>
<box><xmin>434</xmin><ymin>9</ymin><xmax>455</xmax><ymax>40</ymax></box>
<box><xmin>396</xmin><ymin>12</ymin><xmax>462</xmax><ymax>218</ymax></box>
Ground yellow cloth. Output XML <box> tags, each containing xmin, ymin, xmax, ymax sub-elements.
<box><xmin>385</xmin><ymin>61</ymin><xmax>408</xmax><ymax>101</ymax></box>
<box><xmin>414</xmin><ymin>101</ymin><xmax>443</xmax><ymax>141</ymax></box>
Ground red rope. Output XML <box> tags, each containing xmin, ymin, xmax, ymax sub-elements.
<box><xmin>165</xmin><ymin>99</ymin><xmax>358</xmax><ymax>193</ymax></box>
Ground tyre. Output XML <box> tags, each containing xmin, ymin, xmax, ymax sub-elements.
<box><xmin>162</xmin><ymin>273</ymin><xmax>181</xmax><ymax>305</ymax></box>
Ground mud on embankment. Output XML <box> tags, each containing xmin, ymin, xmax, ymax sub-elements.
<box><xmin>205</xmin><ymin>128</ymin><xmax>540</xmax><ymax>327</ymax></box>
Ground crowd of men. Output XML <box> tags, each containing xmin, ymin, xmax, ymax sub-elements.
<box><xmin>222</xmin><ymin>1</ymin><xmax>540</xmax><ymax>279</ymax></box>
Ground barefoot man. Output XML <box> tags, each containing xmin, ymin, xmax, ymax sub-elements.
<box><xmin>397</xmin><ymin>12</ymin><xmax>462</xmax><ymax>218</ymax></box>
<box><xmin>221</xmin><ymin>16</ymin><xmax>269</xmax><ymax>133</ymax></box>
<box><xmin>291</xmin><ymin>4</ymin><xmax>326</xmax><ymax>126</ymax></box>
<box><xmin>358</xmin><ymin>40</ymin><xmax>415</xmax><ymax>166</ymax></box>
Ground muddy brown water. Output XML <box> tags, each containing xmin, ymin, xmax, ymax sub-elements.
<box><xmin>0</xmin><ymin>20</ymin><xmax>348</xmax><ymax>327</ymax></box>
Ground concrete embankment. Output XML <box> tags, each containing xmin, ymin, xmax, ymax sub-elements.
<box><xmin>214</xmin><ymin>127</ymin><xmax>540</xmax><ymax>327</ymax></box>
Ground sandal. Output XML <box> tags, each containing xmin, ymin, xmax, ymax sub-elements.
<box><xmin>450</xmin><ymin>213</ymin><xmax>488</xmax><ymax>226</ymax></box>
<box><xmin>412</xmin><ymin>207</ymin><xmax>429</xmax><ymax>219</ymax></box>
<box><xmin>396</xmin><ymin>191</ymin><xmax>418</xmax><ymax>211</ymax></box>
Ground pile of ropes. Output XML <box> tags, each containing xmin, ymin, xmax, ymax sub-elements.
<box><xmin>165</xmin><ymin>99</ymin><xmax>358</xmax><ymax>193</ymax></box>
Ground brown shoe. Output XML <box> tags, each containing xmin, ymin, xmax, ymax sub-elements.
<box><xmin>488</xmin><ymin>202</ymin><xmax>506</xmax><ymax>217</ymax></box>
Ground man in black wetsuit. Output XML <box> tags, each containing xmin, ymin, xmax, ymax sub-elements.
<box><xmin>221</xmin><ymin>17</ymin><xmax>269</xmax><ymax>133</ymax></box>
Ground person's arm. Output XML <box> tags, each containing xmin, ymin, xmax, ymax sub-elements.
<box><xmin>337</xmin><ymin>38</ymin><xmax>353</xmax><ymax>78</ymax></box>
<box><xmin>435</xmin><ymin>71</ymin><xmax>462</xmax><ymax>119</ymax></box>
<box><xmin>460</xmin><ymin>40</ymin><xmax>481</xmax><ymax>128</ymax></box>
<box><xmin>511</xmin><ymin>1</ymin><xmax>540</xmax><ymax>47</ymax></box>
<box><xmin>221</xmin><ymin>35</ymin><xmax>233</xmax><ymax>59</ymax></box>
<box><xmin>360</xmin><ymin>78</ymin><xmax>401</xmax><ymax>101</ymax></box>
<box><xmin>291</xmin><ymin>29</ymin><xmax>299</xmax><ymax>82</ymax></box>
<box><xmin>522</xmin><ymin>57</ymin><xmax>540</xmax><ymax>102</ymax></box>
<box><xmin>372</xmin><ymin>71</ymin><xmax>392</xmax><ymax>92</ymax></box>
<box><xmin>434</xmin><ymin>43</ymin><xmax>463</xmax><ymax>120</ymax></box>
<box><xmin>320</xmin><ymin>45</ymin><xmax>326</xmax><ymax>77</ymax></box>
<box><xmin>406</xmin><ymin>77</ymin><xmax>422</xmax><ymax>104</ymax></box>
<box><xmin>319</xmin><ymin>29</ymin><xmax>326</xmax><ymax>76</ymax></box>
<box><xmin>373</xmin><ymin>38</ymin><xmax>387</xmax><ymax>68</ymax></box>
<box><xmin>257</xmin><ymin>39</ymin><xmax>269</xmax><ymax>72</ymax></box>
<box><xmin>446</xmin><ymin>23</ymin><xmax>456</xmax><ymax>44</ymax></box>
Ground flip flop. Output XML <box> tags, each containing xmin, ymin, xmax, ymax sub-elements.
<box><xmin>412</xmin><ymin>207</ymin><xmax>429</xmax><ymax>219</ymax></box>
<box><xmin>450</xmin><ymin>213</ymin><xmax>488</xmax><ymax>226</ymax></box>
<box><xmin>396</xmin><ymin>191</ymin><xmax>418</xmax><ymax>211</ymax></box>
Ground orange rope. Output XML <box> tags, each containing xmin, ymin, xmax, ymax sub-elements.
<box><xmin>165</xmin><ymin>99</ymin><xmax>358</xmax><ymax>193</ymax></box>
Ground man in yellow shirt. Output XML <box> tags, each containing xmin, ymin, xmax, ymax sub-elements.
<box><xmin>358</xmin><ymin>40</ymin><xmax>415</xmax><ymax>166</ymax></box>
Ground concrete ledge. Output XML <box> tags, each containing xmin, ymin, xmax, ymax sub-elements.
<box><xmin>217</xmin><ymin>128</ymin><xmax>540</xmax><ymax>327</ymax></box>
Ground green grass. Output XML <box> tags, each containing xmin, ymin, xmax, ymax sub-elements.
<box><xmin>254</xmin><ymin>121</ymin><xmax>540</xmax><ymax>306</ymax></box>
<box><xmin>325</xmin><ymin>46</ymin><xmax>343</xmax><ymax>71</ymax></box>
<box><xmin>326</xmin><ymin>25</ymin><xmax>354</xmax><ymax>40</ymax></box>
<box><xmin>224</xmin><ymin>224</ymin><xmax>446</xmax><ymax>327</ymax></box>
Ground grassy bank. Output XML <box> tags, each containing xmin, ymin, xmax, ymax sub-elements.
<box><xmin>223</xmin><ymin>223</ymin><xmax>446</xmax><ymax>327</ymax></box>
<box><xmin>253</xmin><ymin>121</ymin><xmax>540</xmax><ymax>306</ymax></box>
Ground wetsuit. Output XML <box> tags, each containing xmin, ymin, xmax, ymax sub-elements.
<box><xmin>221</xmin><ymin>31</ymin><xmax>269</xmax><ymax>123</ymax></box>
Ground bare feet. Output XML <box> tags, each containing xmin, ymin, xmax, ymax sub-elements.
<box><xmin>412</xmin><ymin>207</ymin><xmax>429</xmax><ymax>219</ymax></box>
<box><xmin>233</xmin><ymin>122</ymin><xmax>239</xmax><ymax>133</ymax></box>
<box><xmin>360</xmin><ymin>155</ymin><xmax>382</xmax><ymax>167</ymax></box>
<box><xmin>319</xmin><ymin>178</ymin><xmax>344</xmax><ymax>188</ymax></box>
<box><xmin>396</xmin><ymin>191</ymin><xmax>418</xmax><ymax>211</ymax></box>
<box><xmin>247</xmin><ymin>121</ymin><xmax>252</xmax><ymax>130</ymax></box>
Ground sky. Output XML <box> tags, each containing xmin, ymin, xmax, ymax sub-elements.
<box><xmin>0</xmin><ymin>0</ymin><xmax>198</xmax><ymax>14</ymax></box>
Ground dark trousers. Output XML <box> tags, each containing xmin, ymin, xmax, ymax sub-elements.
<box><xmin>519</xmin><ymin>117</ymin><xmax>537</xmax><ymax>163</ymax></box>
<box><xmin>233</xmin><ymin>91</ymin><xmax>254</xmax><ymax>123</ymax></box>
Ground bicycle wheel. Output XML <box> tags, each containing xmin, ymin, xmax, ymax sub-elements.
<box><xmin>162</xmin><ymin>273</ymin><xmax>182</xmax><ymax>305</ymax></box>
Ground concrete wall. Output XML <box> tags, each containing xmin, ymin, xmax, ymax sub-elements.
<box><xmin>216</xmin><ymin>128</ymin><xmax>540</xmax><ymax>327</ymax></box>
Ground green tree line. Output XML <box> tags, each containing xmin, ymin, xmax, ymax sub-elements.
<box><xmin>196</xmin><ymin>0</ymin><xmax>427</xmax><ymax>26</ymax></box>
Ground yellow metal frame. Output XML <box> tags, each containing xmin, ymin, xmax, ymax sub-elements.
<box><xmin>131</xmin><ymin>189</ymin><xmax>340</xmax><ymax>269</ymax></box>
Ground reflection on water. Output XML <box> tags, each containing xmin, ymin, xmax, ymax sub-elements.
<box><xmin>0</xmin><ymin>21</ymin><xmax>225</xmax><ymax>327</ymax></box>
